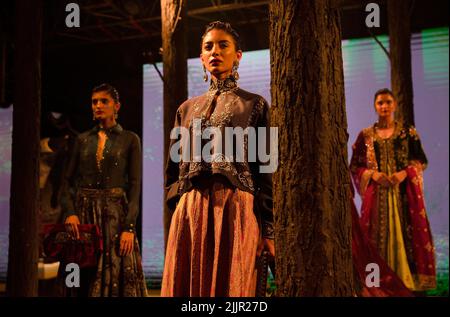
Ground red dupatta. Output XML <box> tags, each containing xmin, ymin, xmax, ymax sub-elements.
<box><xmin>404</xmin><ymin>165</ymin><xmax>436</xmax><ymax>288</ymax></box>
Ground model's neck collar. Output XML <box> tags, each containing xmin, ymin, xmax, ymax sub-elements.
<box><xmin>209</xmin><ymin>75</ymin><xmax>238</xmax><ymax>92</ymax></box>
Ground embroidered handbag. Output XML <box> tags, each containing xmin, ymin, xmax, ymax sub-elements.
<box><xmin>43</xmin><ymin>224</ymin><xmax>103</xmax><ymax>269</ymax></box>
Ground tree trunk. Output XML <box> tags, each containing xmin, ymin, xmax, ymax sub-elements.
<box><xmin>160</xmin><ymin>0</ymin><xmax>188</xmax><ymax>248</ymax></box>
<box><xmin>270</xmin><ymin>0</ymin><xmax>354</xmax><ymax>296</ymax></box>
<box><xmin>6</xmin><ymin>0</ymin><xmax>42</xmax><ymax>297</ymax></box>
<box><xmin>388</xmin><ymin>0</ymin><xmax>415</xmax><ymax>126</ymax></box>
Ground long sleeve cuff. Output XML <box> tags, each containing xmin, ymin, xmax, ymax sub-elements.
<box><xmin>123</xmin><ymin>222</ymin><xmax>136</xmax><ymax>233</ymax></box>
<box><xmin>124</xmin><ymin>203</ymin><xmax>138</xmax><ymax>233</ymax></box>
<box><xmin>262</xmin><ymin>221</ymin><xmax>274</xmax><ymax>239</ymax></box>
<box><xmin>255</xmin><ymin>186</ymin><xmax>274</xmax><ymax>240</ymax></box>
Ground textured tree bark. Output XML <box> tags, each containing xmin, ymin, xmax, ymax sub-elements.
<box><xmin>270</xmin><ymin>0</ymin><xmax>354</xmax><ymax>296</ymax></box>
<box><xmin>7</xmin><ymin>0</ymin><xmax>42</xmax><ymax>297</ymax></box>
<box><xmin>388</xmin><ymin>0</ymin><xmax>415</xmax><ymax>126</ymax></box>
<box><xmin>161</xmin><ymin>0</ymin><xmax>188</xmax><ymax>248</ymax></box>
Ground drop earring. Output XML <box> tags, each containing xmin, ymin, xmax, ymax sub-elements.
<box><xmin>232</xmin><ymin>61</ymin><xmax>240</xmax><ymax>81</ymax></box>
<box><xmin>203</xmin><ymin>65</ymin><xmax>208</xmax><ymax>82</ymax></box>
<box><xmin>93</xmin><ymin>113</ymin><xmax>96</xmax><ymax>121</ymax></box>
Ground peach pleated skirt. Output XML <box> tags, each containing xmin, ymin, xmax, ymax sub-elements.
<box><xmin>161</xmin><ymin>177</ymin><xmax>260</xmax><ymax>297</ymax></box>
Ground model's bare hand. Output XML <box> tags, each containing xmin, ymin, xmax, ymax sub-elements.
<box><xmin>65</xmin><ymin>215</ymin><xmax>80</xmax><ymax>240</ymax></box>
<box><xmin>257</xmin><ymin>238</ymin><xmax>275</xmax><ymax>258</ymax></box>
<box><xmin>390</xmin><ymin>170</ymin><xmax>407</xmax><ymax>185</ymax></box>
<box><xmin>120</xmin><ymin>232</ymin><xmax>134</xmax><ymax>256</ymax></box>
<box><xmin>372</xmin><ymin>171</ymin><xmax>392</xmax><ymax>188</ymax></box>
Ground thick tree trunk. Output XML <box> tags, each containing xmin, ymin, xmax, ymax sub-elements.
<box><xmin>6</xmin><ymin>0</ymin><xmax>42</xmax><ymax>297</ymax></box>
<box><xmin>388</xmin><ymin>0</ymin><xmax>415</xmax><ymax>126</ymax></box>
<box><xmin>160</xmin><ymin>0</ymin><xmax>188</xmax><ymax>248</ymax></box>
<box><xmin>270</xmin><ymin>0</ymin><xmax>354</xmax><ymax>296</ymax></box>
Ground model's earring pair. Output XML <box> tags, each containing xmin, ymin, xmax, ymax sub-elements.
<box><xmin>202</xmin><ymin>61</ymin><xmax>240</xmax><ymax>82</ymax></box>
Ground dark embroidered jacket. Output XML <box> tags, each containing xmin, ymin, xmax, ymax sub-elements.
<box><xmin>350</xmin><ymin>122</ymin><xmax>428</xmax><ymax>176</ymax></box>
<box><xmin>61</xmin><ymin>124</ymin><xmax>142</xmax><ymax>232</ymax></box>
<box><xmin>165</xmin><ymin>76</ymin><xmax>274</xmax><ymax>239</ymax></box>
